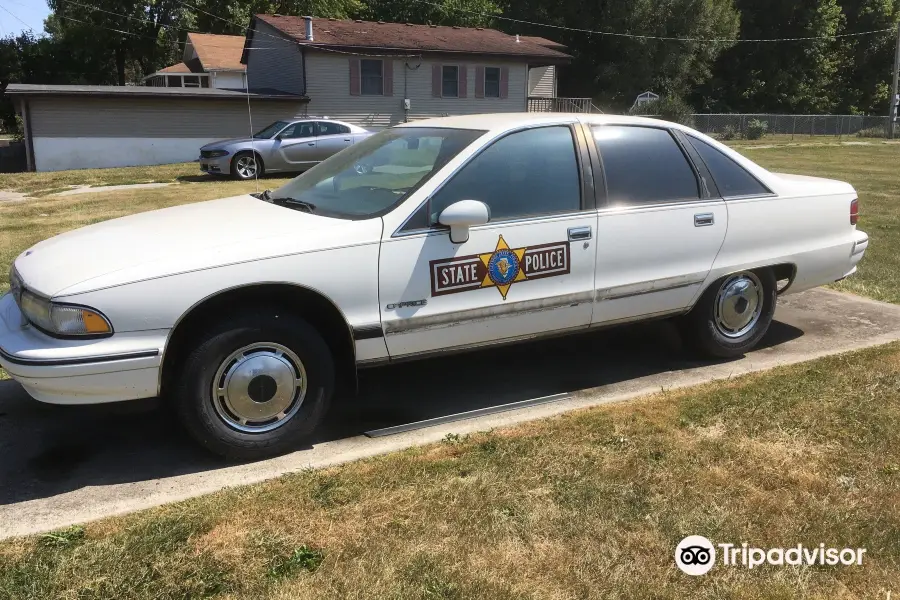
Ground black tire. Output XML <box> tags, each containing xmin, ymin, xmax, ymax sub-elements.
<box><xmin>231</xmin><ymin>151</ymin><xmax>263</xmax><ymax>181</ymax></box>
<box><xmin>681</xmin><ymin>268</ymin><xmax>777</xmax><ymax>359</ymax></box>
<box><xmin>173</xmin><ymin>309</ymin><xmax>334</xmax><ymax>460</ymax></box>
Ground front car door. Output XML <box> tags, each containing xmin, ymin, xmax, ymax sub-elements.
<box><xmin>312</xmin><ymin>121</ymin><xmax>353</xmax><ymax>162</ymax></box>
<box><xmin>586</xmin><ymin>123</ymin><xmax>728</xmax><ymax>325</ymax></box>
<box><xmin>378</xmin><ymin>123</ymin><xmax>599</xmax><ymax>359</ymax></box>
<box><xmin>275</xmin><ymin>121</ymin><xmax>318</xmax><ymax>169</ymax></box>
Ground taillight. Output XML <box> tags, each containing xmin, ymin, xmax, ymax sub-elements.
<box><xmin>850</xmin><ymin>198</ymin><xmax>859</xmax><ymax>225</ymax></box>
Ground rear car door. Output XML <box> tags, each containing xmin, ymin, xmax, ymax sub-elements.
<box><xmin>275</xmin><ymin>122</ymin><xmax>318</xmax><ymax>168</ymax></box>
<box><xmin>588</xmin><ymin>124</ymin><xmax>728</xmax><ymax>324</ymax></box>
<box><xmin>378</xmin><ymin>124</ymin><xmax>599</xmax><ymax>358</ymax></box>
<box><xmin>312</xmin><ymin>121</ymin><xmax>353</xmax><ymax>161</ymax></box>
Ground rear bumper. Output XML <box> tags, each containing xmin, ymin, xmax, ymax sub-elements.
<box><xmin>0</xmin><ymin>293</ymin><xmax>166</xmax><ymax>405</ymax></box>
<box><xmin>836</xmin><ymin>230</ymin><xmax>869</xmax><ymax>282</ymax></box>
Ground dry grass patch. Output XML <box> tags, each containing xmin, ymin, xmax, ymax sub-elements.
<box><xmin>3</xmin><ymin>343</ymin><xmax>900</xmax><ymax>598</ymax></box>
<box><xmin>0</xmin><ymin>163</ymin><xmax>198</xmax><ymax>195</ymax></box>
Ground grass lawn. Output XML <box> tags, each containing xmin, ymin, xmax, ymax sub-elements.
<box><xmin>0</xmin><ymin>142</ymin><xmax>899</xmax><ymax>598</ymax></box>
<box><xmin>2</xmin><ymin>343</ymin><xmax>900</xmax><ymax>598</ymax></box>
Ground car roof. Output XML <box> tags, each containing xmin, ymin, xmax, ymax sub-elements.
<box><xmin>395</xmin><ymin>113</ymin><xmax>684</xmax><ymax>133</ymax></box>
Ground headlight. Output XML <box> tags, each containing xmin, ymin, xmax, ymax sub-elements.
<box><xmin>18</xmin><ymin>289</ymin><xmax>112</xmax><ymax>336</ymax></box>
<box><xmin>8</xmin><ymin>266</ymin><xmax>22</xmax><ymax>305</ymax></box>
<box><xmin>206</xmin><ymin>150</ymin><xmax>229</xmax><ymax>158</ymax></box>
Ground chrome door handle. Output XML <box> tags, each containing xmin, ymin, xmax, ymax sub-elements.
<box><xmin>308</xmin><ymin>142</ymin><xmax>315</xmax><ymax>146</ymax></box>
<box><xmin>343</xmin><ymin>138</ymin><xmax>351</xmax><ymax>141</ymax></box>
<box><xmin>694</xmin><ymin>213</ymin><xmax>715</xmax><ymax>227</ymax></box>
<box><xmin>568</xmin><ymin>226</ymin><xmax>592</xmax><ymax>241</ymax></box>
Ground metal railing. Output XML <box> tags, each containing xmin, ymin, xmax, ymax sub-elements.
<box><xmin>690</xmin><ymin>114</ymin><xmax>892</xmax><ymax>139</ymax></box>
<box><xmin>528</xmin><ymin>97</ymin><xmax>603</xmax><ymax>114</ymax></box>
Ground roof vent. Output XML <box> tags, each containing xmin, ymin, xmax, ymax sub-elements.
<box><xmin>429</xmin><ymin>24</ymin><xmax>437</xmax><ymax>27</ymax></box>
<box><xmin>378</xmin><ymin>20</ymin><xmax>385</xmax><ymax>24</ymax></box>
<box><xmin>328</xmin><ymin>17</ymin><xmax>336</xmax><ymax>21</ymax></box>
<box><xmin>515</xmin><ymin>34</ymin><xmax>520</xmax><ymax>42</ymax></box>
<box><xmin>303</xmin><ymin>16</ymin><xmax>313</xmax><ymax>41</ymax></box>
<box><xmin>355</xmin><ymin>19</ymin><xmax>362</xmax><ymax>23</ymax></box>
<box><xmin>405</xmin><ymin>22</ymin><xmax>413</xmax><ymax>26</ymax></box>
<box><xmin>452</xmin><ymin>25</ymin><xmax>460</xmax><ymax>29</ymax></box>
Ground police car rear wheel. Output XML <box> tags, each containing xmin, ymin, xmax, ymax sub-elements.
<box><xmin>174</xmin><ymin>309</ymin><xmax>334</xmax><ymax>460</ymax></box>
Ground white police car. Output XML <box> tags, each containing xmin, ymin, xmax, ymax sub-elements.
<box><xmin>0</xmin><ymin>114</ymin><xmax>868</xmax><ymax>458</ymax></box>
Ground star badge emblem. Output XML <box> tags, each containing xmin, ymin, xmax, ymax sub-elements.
<box><xmin>479</xmin><ymin>235</ymin><xmax>527</xmax><ymax>300</ymax></box>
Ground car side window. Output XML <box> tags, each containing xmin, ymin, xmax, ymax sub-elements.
<box><xmin>686</xmin><ymin>135</ymin><xmax>772</xmax><ymax>197</ymax></box>
<box><xmin>318</xmin><ymin>121</ymin><xmax>350</xmax><ymax>136</ymax></box>
<box><xmin>280</xmin><ymin>122</ymin><xmax>316</xmax><ymax>139</ymax></box>
<box><xmin>426</xmin><ymin>126</ymin><xmax>582</xmax><ymax>224</ymax></box>
<box><xmin>592</xmin><ymin>125</ymin><xmax>700</xmax><ymax>206</ymax></box>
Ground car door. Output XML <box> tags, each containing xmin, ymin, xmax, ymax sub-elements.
<box><xmin>378</xmin><ymin>124</ymin><xmax>599</xmax><ymax>359</ymax></box>
<box><xmin>311</xmin><ymin>121</ymin><xmax>353</xmax><ymax>162</ymax></box>
<box><xmin>587</xmin><ymin>124</ymin><xmax>728</xmax><ymax>325</ymax></box>
<box><xmin>274</xmin><ymin>121</ymin><xmax>318</xmax><ymax>169</ymax></box>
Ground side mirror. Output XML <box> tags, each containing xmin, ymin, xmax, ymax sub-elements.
<box><xmin>438</xmin><ymin>200</ymin><xmax>490</xmax><ymax>244</ymax></box>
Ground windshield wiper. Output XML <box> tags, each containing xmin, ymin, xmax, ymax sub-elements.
<box><xmin>254</xmin><ymin>189</ymin><xmax>316</xmax><ymax>212</ymax></box>
<box><xmin>270</xmin><ymin>196</ymin><xmax>317</xmax><ymax>213</ymax></box>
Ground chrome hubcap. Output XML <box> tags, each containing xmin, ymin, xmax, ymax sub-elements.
<box><xmin>236</xmin><ymin>156</ymin><xmax>257</xmax><ymax>178</ymax></box>
<box><xmin>714</xmin><ymin>272</ymin><xmax>764</xmax><ymax>339</ymax></box>
<box><xmin>212</xmin><ymin>342</ymin><xmax>306</xmax><ymax>433</ymax></box>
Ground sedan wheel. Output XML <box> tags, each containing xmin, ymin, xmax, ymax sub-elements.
<box><xmin>681</xmin><ymin>268</ymin><xmax>777</xmax><ymax>359</ymax></box>
<box><xmin>232</xmin><ymin>152</ymin><xmax>262</xmax><ymax>180</ymax></box>
<box><xmin>174</xmin><ymin>309</ymin><xmax>334</xmax><ymax>460</ymax></box>
<box><xmin>212</xmin><ymin>342</ymin><xmax>307</xmax><ymax>433</ymax></box>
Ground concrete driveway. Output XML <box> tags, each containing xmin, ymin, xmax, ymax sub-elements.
<box><xmin>2</xmin><ymin>288</ymin><xmax>900</xmax><ymax>539</ymax></box>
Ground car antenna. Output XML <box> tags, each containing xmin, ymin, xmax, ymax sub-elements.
<box><xmin>244</xmin><ymin>75</ymin><xmax>259</xmax><ymax>194</ymax></box>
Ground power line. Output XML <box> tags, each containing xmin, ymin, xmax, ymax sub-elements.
<box><xmin>0</xmin><ymin>2</ymin><xmax>41</xmax><ymax>34</ymax></box>
<box><xmin>408</xmin><ymin>0</ymin><xmax>896</xmax><ymax>43</ymax></box>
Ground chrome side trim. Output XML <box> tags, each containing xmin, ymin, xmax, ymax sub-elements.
<box><xmin>0</xmin><ymin>347</ymin><xmax>159</xmax><ymax>367</ymax></box>
<box><xmin>589</xmin><ymin>308</ymin><xmax>687</xmax><ymax>329</ymax></box>
<box><xmin>596</xmin><ymin>274</ymin><xmax>707</xmax><ymax>301</ymax></box>
<box><xmin>383</xmin><ymin>291</ymin><xmax>593</xmax><ymax>335</ymax></box>
<box><xmin>388</xmin><ymin>323</ymin><xmax>590</xmax><ymax>362</ymax></box>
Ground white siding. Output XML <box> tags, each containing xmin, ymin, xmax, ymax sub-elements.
<box><xmin>211</xmin><ymin>71</ymin><xmax>246</xmax><ymax>90</ymax></box>
<box><xmin>303</xmin><ymin>51</ymin><xmax>529</xmax><ymax>129</ymax></box>
<box><xmin>528</xmin><ymin>66</ymin><xmax>556</xmax><ymax>98</ymax></box>
<box><xmin>245</xmin><ymin>21</ymin><xmax>304</xmax><ymax>94</ymax></box>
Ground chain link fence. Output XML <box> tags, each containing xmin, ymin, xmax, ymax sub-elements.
<box><xmin>690</xmin><ymin>114</ymin><xmax>892</xmax><ymax>140</ymax></box>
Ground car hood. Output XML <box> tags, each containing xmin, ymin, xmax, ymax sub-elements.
<box><xmin>13</xmin><ymin>195</ymin><xmax>383</xmax><ymax>298</ymax></box>
<box><xmin>202</xmin><ymin>137</ymin><xmax>263</xmax><ymax>149</ymax></box>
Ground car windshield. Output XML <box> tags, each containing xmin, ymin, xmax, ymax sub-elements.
<box><xmin>253</xmin><ymin>121</ymin><xmax>289</xmax><ymax>139</ymax></box>
<box><xmin>267</xmin><ymin>127</ymin><xmax>484</xmax><ymax>219</ymax></box>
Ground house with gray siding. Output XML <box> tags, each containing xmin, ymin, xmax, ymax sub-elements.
<box><xmin>242</xmin><ymin>15</ymin><xmax>572</xmax><ymax>129</ymax></box>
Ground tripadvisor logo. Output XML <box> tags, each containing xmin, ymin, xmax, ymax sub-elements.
<box><xmin>675</xmin><ymin>536</ymin><xmax>867</xmax><ymax>576</ymax></box>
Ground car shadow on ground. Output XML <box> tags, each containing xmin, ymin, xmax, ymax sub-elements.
<box><xmin>0</xmin><ymin>319</ymin><xmax>803</xmax><ymax>506</ymax></box>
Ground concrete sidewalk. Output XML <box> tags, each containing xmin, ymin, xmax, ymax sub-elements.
<box><xmin>1</xmin><ymin>288</ymin><xmax>899</xmax><ymax>539</ymax></box>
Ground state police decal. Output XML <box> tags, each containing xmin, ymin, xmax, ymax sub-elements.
<box><xmin>430</xmin><ymin>235</ymin><xmax>570</xmax><ymax>300</ymax></box>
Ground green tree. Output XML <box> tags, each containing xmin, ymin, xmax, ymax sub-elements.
<box><xmin>188</xmin><ymin>0</ymin><xmax>365</xmax><ymax>35</ymax></box>
<box><xmin>833</xmin><ymin>0</ymin><xmax>900</xmax><ymax>114</ymax></box>
<box><xmin>47</xmin><ymin>0</ymin><xmax>189</xmax><ymax>84</ymax></box>
<box><xmin>694</xmin><ymin>0</ymin><xmax>845</xmax><ymax>113</ymax></box>
<box><xmin>500</xmin><ymin>0</ymin><xmax>740</xmax><ymax>110</ymax></box>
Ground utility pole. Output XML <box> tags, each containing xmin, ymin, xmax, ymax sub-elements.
<box><xmin>891</xmin><ymin>21</ymin><xmax>900</xmax><ymax>139</ymax></box>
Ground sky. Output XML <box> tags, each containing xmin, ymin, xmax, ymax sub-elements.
<box><xmin>0</xmin><ymin>0</ymin><xmax>50</xmax><ymax>37</ymax></box>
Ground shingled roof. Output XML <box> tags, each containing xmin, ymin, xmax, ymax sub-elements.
<box><xmin>250</xmin><ymin>15</ymin><xmax>572</xmax><ymax>62</ymax></box>
<box><xmin>187</xmin><ymin>33</ymin><xmax>246</xmax><ymax>71</ymax></box>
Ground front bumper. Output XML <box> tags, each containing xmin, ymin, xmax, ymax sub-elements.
<box><xmin>0</xmin><ymin>293</ymin><xmax>167</xmax><ymax>405</ymax></box>
<box><xmin>199</xmin><ymin>154</ymin><xmax>231</xmax><ymax>175</ymax></box>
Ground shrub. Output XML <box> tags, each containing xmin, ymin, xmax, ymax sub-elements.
<box><xmin>12</xmin><ymin>115</ymin><xmax>24</xmax><ymax>143</ymax></box>
<box><xmin>856</xmin><ymin>126</ymin><xmax>886</xmax><ymax>138</ymax></box>
<box><xmin>629</xmin><ymin>96</ymin><xmax>695</xmax><ymax>126</ymax></box>
<box><xmin>745</xmin><ymin>119</ymin><xmax>769</xmax><ymax>140</ymax></box>
<box><xmin>720</xmin><ymin>125</ymin><xmax>738</xmax><ymax>141</ymax></box>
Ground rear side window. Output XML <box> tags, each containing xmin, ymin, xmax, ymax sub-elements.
<box><xmin>686</xmin><ymin>135</ymin><xmax>771</xmax><ymax>197</ymax></box>
<box><xmin>592</xmin><ymin>125</ymin><xmax>699</xmax><ymax>205</ymax></box>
